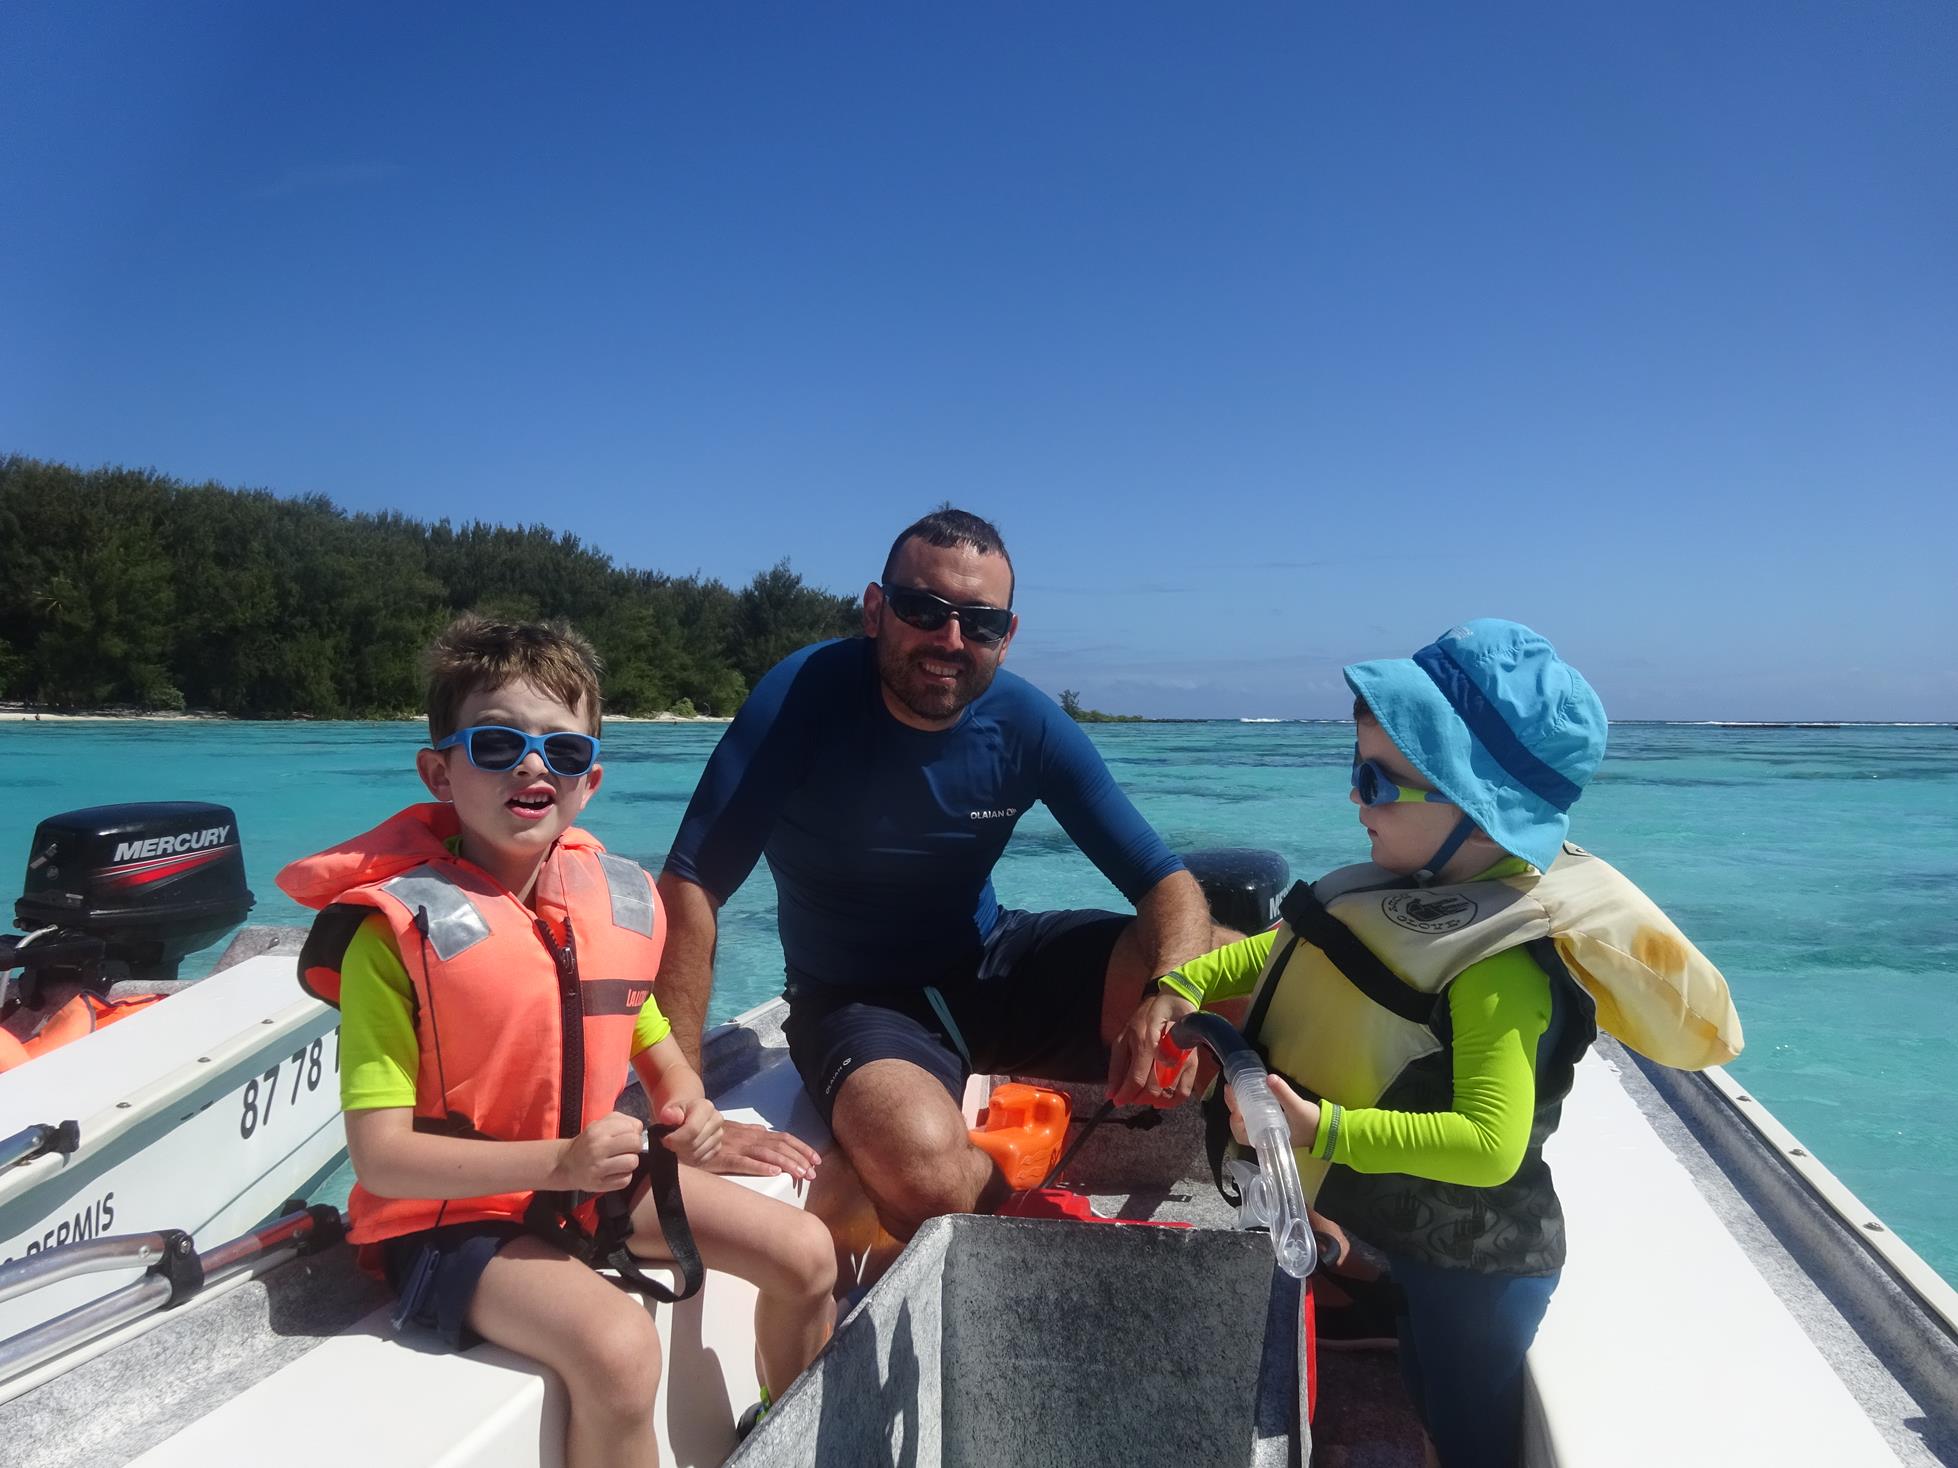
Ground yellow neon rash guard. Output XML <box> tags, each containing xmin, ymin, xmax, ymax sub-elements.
<box><xmin>1158</xmin><ymin>905</ymin><xmax>1552</xmax><ymax>1189</ymax></box>
<box><xmin>336</xmin><ymin>914</ymin><xmax>672</xmax><ymax>1112</ymax></box>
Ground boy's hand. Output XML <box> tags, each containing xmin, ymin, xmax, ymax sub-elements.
<box><xmin>1225</xmin><ymin>1073</ymin><xmax>1322</xmax><ymax>1150</ymax></box>
<box><xmin>553</xmin><ymin>1111</ymin><xmax>645</xmax><ymax>1193</ymax></box>
<box><xmin>657</xmin><ymin>1098</ymin><xmax>724</xmax><ymax>1169</ymax></box>
<box><xmin>1107</xmin><ymin>988</ymin><xmax>1199</xmax><ymax>1107</ymax></box>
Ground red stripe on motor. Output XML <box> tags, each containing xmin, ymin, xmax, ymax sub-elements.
<box><xmin>101</xmin><ymin>845</ymin><xmax>234</xmax><ymax>876</ymax></box>
<box><xmin>104</xmin><ymin>848</ymin><xmax>227</xmax><ymax>887</ymax></box>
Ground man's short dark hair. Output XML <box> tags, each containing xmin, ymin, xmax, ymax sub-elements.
<box><xmin>882</xmin><ymin>507</ymin><xmax>1014</xmax><ymax>607</ymax></box>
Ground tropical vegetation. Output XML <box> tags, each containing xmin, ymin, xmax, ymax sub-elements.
<box><xmin>0</xmin><ymin>456</ymin><xmax>860</xmax><ymax>718</ymax></box>
<box><xmin>1058</xmin><ymin>689</ymin><xmax>1143</xmax><ymax>723</ymax></box>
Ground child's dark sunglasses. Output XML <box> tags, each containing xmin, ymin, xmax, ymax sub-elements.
<box><xmin>878</xmin><ymin>584</ymin><xmax>1013</xmax><ymax>645</ymax></box>
<box><xmin>435</xmin><ymin>726</ymin><xmax>602</xmax><ymax>778</ymax></box>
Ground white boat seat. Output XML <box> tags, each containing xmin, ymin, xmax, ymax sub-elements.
<box><xmin>128</xmin><ymin>1051</ymin><xmax>830</xmax><ymax>1468</ymax></box>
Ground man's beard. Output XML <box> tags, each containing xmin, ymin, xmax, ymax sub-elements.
<box><xmin>875</xmin><ymin>636</ymin><xmax>999</xmax><ymax>722</ymax></box>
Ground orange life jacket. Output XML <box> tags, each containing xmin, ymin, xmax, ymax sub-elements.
<box><xmin>0</xmin><ymin>990</ymin><xmax>166</xmax><ymax>1073</ymax></box>
<box><xmin>276</xmin><ymin>803</ymin><xmax>665</xmax><ymax>1246</ymax></box>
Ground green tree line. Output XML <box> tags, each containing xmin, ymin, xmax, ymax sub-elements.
<box><xmin>0</xmin><ymin>456</ymin><xmax>860</xmax><ymax>718</ymax></box>
<box><xmin>1058</xmin><ymin>689</ymin><xmax>1143</xmax><ymax>723</ymax></box>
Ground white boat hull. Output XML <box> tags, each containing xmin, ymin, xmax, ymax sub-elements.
<box><xmin>0</xmin><ymin>955</ymin><xmax>343</xmax><ymax>1341</ymax></box>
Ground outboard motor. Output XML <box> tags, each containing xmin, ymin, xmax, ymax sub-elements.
<box><xmin>1</xmin><ymin>802</ymin><xmax>254</xmax><ymax>1003</ymax></box>
<box><xmin>1183</xmin><ymin>848</ymin><xmax>1291</xmax><ymax>933</ymax></box>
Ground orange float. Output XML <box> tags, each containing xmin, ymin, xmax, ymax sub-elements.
<box><xmin>0</xmin><ymin>990</ymin><xmax>165</xmax><ymax>1073</ymax></box>
<box><xmin>968</xmin><ymin>1082</ymin><xmax>1071</xmax><ymax>1191</ymax></box>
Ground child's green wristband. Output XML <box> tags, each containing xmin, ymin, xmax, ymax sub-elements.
<box><xmin>1154</xmin><ymin>969</ymin><xmax>1203</xmax><ymax>1006</ymax></box>
<box><xmin>1313</xmin><ymin>1101</ymin><xmax>1344</xmax><ymax>1161</ymax></box>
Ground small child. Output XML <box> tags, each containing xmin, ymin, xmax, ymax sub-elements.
<box><xmin>1115</xmin><ymin>620</ymin><xmax>1742</xmax><ymax>1468</ymax></box>
<box><xmin>278</xmin><ymin>616</ymin><xmax>834</xmax><ymax>1468</ymax></box>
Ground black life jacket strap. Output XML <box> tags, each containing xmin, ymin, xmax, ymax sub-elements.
<box><xmin>1203</xmin><ymin>1085</ymin><xmax>1243</xmax><ymax>1206</ymax></box>
<box><xmin>520</xmin><ymin>1125</ymin><xmax>705</xmax><ymax>1304</ymax></box>
<box><xmin>1277</xmin><ymin>882</ymin><xmax>1437</xmax><ymax>1027</ymax></box>
<box><xmin>1201</xmin><ymin>880</ymin><xmax>1435</xmax><ymax>1204</ymax></box>
<box><xmin>594</xmin><ymin>1125</ymin><xmax>705</xmax><ymax>1304</ymax></box>
<box><xmin>1201</xmin><ymin>1056</ymin><xmax>1319</xmax><ymax>1208</ymax></box>
<box><xmin>1202</xmin><ymin>927</ymin><xmax>1303</xmax><ymax>1204</ymax></box>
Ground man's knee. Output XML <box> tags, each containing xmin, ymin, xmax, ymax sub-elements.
<box><xmin>831</xmin><ymin>1064</ymin><xmax>990</xmax><ymax>1231</ymax></box>
<box><xmin>872</xmin><ymin>1147</ymin><xmax>992</xmax><ymax>1230</ymax></box>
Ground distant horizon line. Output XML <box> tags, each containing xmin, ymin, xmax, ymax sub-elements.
<box><xmin>2</xmin><ymin>701</ymin><xmax>1953</xmax><ymax>731</ymax></box>
<box><xmin>1205</xmin><ymin>718</ymin><xmax>1957</xmax><ymax>728</ymax></box>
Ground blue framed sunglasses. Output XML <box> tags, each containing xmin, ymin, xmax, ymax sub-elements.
<box><xmin>435</xmin><ymin>725</ymin><xmax>602</xmax><ymax>778</ymax></box>
<box><xmin>1351</xmin><ymin>748</ymin><xmax>1452</xmax><ymax>808</ymax></box>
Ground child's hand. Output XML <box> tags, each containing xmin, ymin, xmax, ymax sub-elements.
<box><xmin>658</xmin><ymin>1098</ymin><xmax>724</xmax><ymax>1168</ymax></box>
<box><xmin>553</xmin><ymin>1111</ymin><xmax>645</xmax><ymax>1193</ymax></box>
<box><xmin>1225</xmin><ymin>1073</ymin><xmax>1322</xmax><ymax>1150</ymax></box>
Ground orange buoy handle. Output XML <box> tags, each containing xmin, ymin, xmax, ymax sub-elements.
<box><xmin>968</xmin><ymin>1082</ymin><xmax>1072</xmax><ymax>1191</ymax></box>
<box><xmin>1153</xmin><ymin>1029</ymin><xmax>1195</xmax><ymax>1093</ymax></box>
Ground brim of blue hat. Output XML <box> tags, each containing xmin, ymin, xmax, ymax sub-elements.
<box><xmin>1342</xmin><ymin>657</ymin><xmax>1570</xmax><ymax>872</ymax></box>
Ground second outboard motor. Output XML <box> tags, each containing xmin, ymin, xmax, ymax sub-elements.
<box><xmin>1183</xmin><ymin>848</ymin><xmax>1290</xmax><ymax>932</ymax></box>
<box><xmin>2</xmin><ymin>802</ymin><xmax>254</xmax><ymax>1000</ymax></box>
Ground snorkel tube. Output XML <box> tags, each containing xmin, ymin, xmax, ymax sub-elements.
<box><xmin>1165</xmin><ymin>1012</ymin><xmax>1316</xmax><ymax>1280</ymax></box>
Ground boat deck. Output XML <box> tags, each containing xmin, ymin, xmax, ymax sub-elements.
<box><xmin>5</xmin><ymin>987</ymin><xmax>1955</xmax><ymax>1466</ymax></box>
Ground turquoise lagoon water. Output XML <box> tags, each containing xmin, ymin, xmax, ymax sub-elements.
<box><xmin>4</xmin><ymin>717</ymin><xmax>1954</xmax><ymax>1284</ymax></box>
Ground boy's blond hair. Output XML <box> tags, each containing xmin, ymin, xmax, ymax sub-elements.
<box><xmin>424</xmin><ymin>615</ymin><xmax>604</xmax><ymax>742</ymax></box>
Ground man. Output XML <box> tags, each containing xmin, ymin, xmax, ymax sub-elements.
<box><xmin>657</xmin><ymin>509</ymin><xmax>1226</xmax><ymax>1253</ymax></box>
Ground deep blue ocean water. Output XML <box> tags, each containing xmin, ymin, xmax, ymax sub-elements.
<box><xmin>5</xmin><ymin>717</ymin><xmax>1954</xmax><ymax>1283</ymax></box>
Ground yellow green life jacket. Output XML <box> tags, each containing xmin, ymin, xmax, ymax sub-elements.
<box><xmin>1223</xmin><ymin>842</ymin><xmax>1741</xmax><ymax>1274</ymax></box>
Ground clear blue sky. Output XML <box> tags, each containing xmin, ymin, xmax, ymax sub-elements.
<box><xmin>4</xmin><ymin>2</ymin><xmax>1954</xmax><ymax>719</ymax></box>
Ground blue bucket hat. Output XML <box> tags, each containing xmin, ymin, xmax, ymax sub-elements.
<box><xmin>1342</xmin><ymin>619</ymin><xmax>1607</xmax><ymax>872</ymax></box>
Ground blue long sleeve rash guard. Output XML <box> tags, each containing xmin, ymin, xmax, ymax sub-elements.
<box><xmin>663</xmin><ymin>638</ymin><xmax>1185</xmax><ymax>989</ymax></box>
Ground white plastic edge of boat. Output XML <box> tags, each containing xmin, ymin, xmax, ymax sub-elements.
<box><xmin>1699</xmin><ymin>1061</ymin><xmax>1958</xmax><ymax>1332</ymax></box>
<box><xmin>0</xmin><ymin>975</ymin><xmax>334</xmax><ymax>1211</ymax></box>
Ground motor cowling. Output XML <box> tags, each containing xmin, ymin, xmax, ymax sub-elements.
<box><xmin>1183</xmin><ymin>847</ymin><xmax>1291</xmax><ymax>934</ymax></box>
<box><xmin>4</xmin><ymin>802</ymin><xmax>255</xmax><ymax>992</ymax></box>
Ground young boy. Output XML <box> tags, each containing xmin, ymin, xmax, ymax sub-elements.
<box><xmin>1112</xmin><ymin>619</ymin><xmax>1743</xmax><ymax>1468</ymax></box>
<box><xmin>278</xmin><ymin>617</ymin><xmax>834</xmax><ymax>1468</ymax></box>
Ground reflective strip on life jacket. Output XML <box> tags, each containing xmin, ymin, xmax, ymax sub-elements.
<box><xmin>595</xmin><ymin>852</ymin><xmax>656</xmax><ymax>938</ymax></box>
<box><xmin>381</xmin><ymin>867</ymin><xmax>492</xmax><ymax>960</ymax></box>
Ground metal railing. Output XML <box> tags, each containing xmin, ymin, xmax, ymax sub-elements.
<box><xmin>0</xmin><ymin>1201</ymin><xmax>345</xmax><ymax>1392</ymax></box>
<box><xmin>0</xmin><ymin>1121</ymin><xmax>80</xmax><ymax>1173</ymax></box>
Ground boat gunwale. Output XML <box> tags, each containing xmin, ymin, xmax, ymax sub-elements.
<box><xmin>1691</xmin><ymin>1059</ymin><xmax>1958</xmax><ymax>1340</ymax></box>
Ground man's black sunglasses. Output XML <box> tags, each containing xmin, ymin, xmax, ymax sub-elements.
<box><xmin>878</xmin><ymin>584</ymin><xmax>1013</xmax><ymax>645</ymax></box>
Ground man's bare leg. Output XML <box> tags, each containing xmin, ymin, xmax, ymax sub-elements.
<box><xmin>821</xmin><ymin>1057</ymin><xmax>1007</xmax><ymax>1254</ymax></box>
<box><xmin>810</xmin><ymin>916</ymin><xmax>1244</xmax><ymax>1294</ymax></box>
<box><xmin>803</xmin><ymin>1145</ymin><xmax>905</xmax><ymax>1296</ymax></box>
